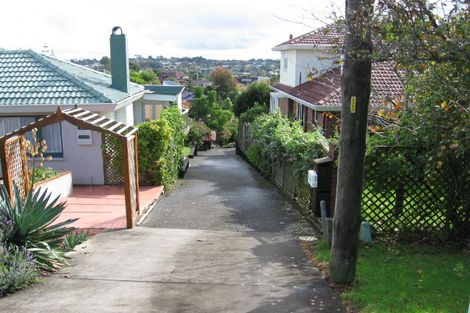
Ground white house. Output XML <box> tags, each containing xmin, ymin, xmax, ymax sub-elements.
<box><xmin>270</xmin><ymin>23</ymin><xmax>403</xmax><ymax>136</ymax></box>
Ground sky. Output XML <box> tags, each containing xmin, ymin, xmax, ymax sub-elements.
<box><xmin>0</xmin><ymin>0</ymin><xmax>343</xmax><ymax>61</ymax></box>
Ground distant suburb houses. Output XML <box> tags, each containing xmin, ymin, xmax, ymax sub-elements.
<box><xmin>270</xmin><ymin>23</ymin><xmax>403</xmax><ymax>136</ymax></box>
<box><xmin>0</xmin><ymin>27</ymin><xmax>184</xmax><ymax>185</ymax></box>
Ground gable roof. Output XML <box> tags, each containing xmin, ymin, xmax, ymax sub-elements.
<box><xmin>273</xmin><ymin>23</ymin><xmax>344</xmax><ymax>51</ymax></box>
<box><xmin>144</xmin><ymin>85</ymin><xmax>184</xmax><ymax>96</ymax></box>
<box><xmin>272</xmin><ymin>62</ymin><xmax>403</xmax><ymax>110</ymax></box>
<box><xmin>0</xmin><ymin>49</ymin><xmax>144</xmax><ymax>107</ymax></box>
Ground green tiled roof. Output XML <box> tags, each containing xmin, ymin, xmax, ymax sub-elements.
<box><xmin>144</xmin><ymin>85</ymin><xmax>184</xmax><ymax>95</ymax></box>
<box><xmin>0</xmin><ymin>50</ymin><xmax>144</xmax><ymax>106</ymax></box>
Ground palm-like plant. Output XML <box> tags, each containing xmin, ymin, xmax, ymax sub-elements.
<box><xmin>0</xmin><ymin>185</ymin><xmax>77</xmax><ymax>271</ymax></box>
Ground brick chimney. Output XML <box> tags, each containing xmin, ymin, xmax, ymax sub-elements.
<box><xmin>110</xmin><ymin>26</ymin><xmax>129</xmax><ymax>93</ymax></box>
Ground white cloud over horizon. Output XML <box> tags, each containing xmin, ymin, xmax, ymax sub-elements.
<box><xmin>1</xmin><ymin>0</ymin><xmax>343</xmax><ymax>60</ymax></box>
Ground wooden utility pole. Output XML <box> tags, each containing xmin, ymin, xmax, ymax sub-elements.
<box><xmin>330</xmin><ymin>0</ymin><xmax>374</xmax><ymax>285</ymax></box>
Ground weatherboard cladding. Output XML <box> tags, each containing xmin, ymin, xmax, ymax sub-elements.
<box><xmin>0</xmin><ymin>50</ymin><xmax>144</xmax><ymax>106</ymax></box>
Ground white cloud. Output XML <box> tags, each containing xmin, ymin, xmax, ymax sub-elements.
<box><xmin>0</xmin><ymin>0</ymin><xmax>343</xmax><ymax>60</ymax></box>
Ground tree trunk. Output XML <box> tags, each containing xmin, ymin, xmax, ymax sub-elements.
<box><xmin>330</xmin><ymin>0</ymin><xmax>374</xmax><ymax>285</ymax></box>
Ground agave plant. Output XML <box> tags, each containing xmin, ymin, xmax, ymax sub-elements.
<box><xmin>0</xmin><ymin>185</ymin><xmax>78</xmax><ymax>271</ymax></box>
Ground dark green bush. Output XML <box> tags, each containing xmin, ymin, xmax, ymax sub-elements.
<box><xmin>234</xmin><ymin>82</ymin><xmax>270</xmax><ymax>116</ymax></box>
<box><xmin>247</xmin><ymin>145</ymin><xmax>271</xmax><ymax>176</ymax></box>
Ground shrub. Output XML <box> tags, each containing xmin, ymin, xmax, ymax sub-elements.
<box><xmin>32</xmin><ymin>166</ymin><xmax>59</xmax><ymax>185</ymax></box>
<box><xmin>218</xmin><ymin>117</ymin><xmax>239</xmax><ymax>146</ymax></box>
<box><xmin>249</xmin><ymin>113</ymin><xmax>328</xmax><ymax>173</ymax></box>
<box><xmin>137</xmin><ymin>106</ymin><xmax>187</xmax><ymax>190</ymax></box>
<box><xmin>137</xmin><ymin>119</ymin><xmax>172</xmax><ymax>187</ymax></box>
<box><xmin>0</xmin><ymin>186</ymin><xmax>77</xmax><ymax>271</ymax></box>
<box><xmin>0</xmin><ymin>244</ymin><xmax>37</xmax><ymax>297</ymax></box>
<box><xmin>187</xmin><ymin>119</ymin><xmax>212</xmax><ymax>145</ymax></box>
<box><xmin>239</xmin><ymin>103</ymin><xmax>269</xmax><ymax>124</ymax></box>
<box><xmin>247</xmin><ymin>145</ymin><xmax>271</xmax><ymax>176</ymax></box>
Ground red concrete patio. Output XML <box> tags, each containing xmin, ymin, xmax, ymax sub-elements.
<box><xmin>55</xmin><ymin>185</ymin><xmax>164</xmax><ymax>229</ymax></box>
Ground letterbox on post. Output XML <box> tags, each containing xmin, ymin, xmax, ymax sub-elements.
<box><xmin>309</xmin><ymin>156</ymin><xmax>333</xmax><ymax>217</ymax></box>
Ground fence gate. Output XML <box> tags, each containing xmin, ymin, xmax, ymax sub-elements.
<box><xmin>0</xmin><ymin>135</ymin><xmax>30</xmax><ymax>199</ymax></box>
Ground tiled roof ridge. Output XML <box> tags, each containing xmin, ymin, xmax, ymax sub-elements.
<box><xmin>28</xmin><ymin>50</ymin><xmax>111</xmax><ymax>103</ymax></box>
<box><xmin>275</xmin><ymin>21</ymin><xmax>344</xmax><ymax>48</ymax></box>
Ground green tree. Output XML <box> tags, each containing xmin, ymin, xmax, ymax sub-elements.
<box><xmin>130</xmin><ymin>70</ymin><xmax>160</xmax><ymax>85</ymax></box>
<box><xmin>368</xmin><ymin>1</ymin><xmax>470</xmax><ymax>238</ymax></box>
<box><xmin>99</xmin><ymin>56</ymin><xmax>111</xmax><ymax>72</ymax></box>
<box><xmin>129</xmin><ymin>60</ymin><xmax>140</xmax><ymax>72</ymax></box>
<box><xmin>210</xmin><ymin>67</ymin><xmax>237</xmax><ymax>100</ymax></box>
<box><xmin>234</xmin><ymin>82</ymin><xmax>270</xmax><ymax>116</ymax></box>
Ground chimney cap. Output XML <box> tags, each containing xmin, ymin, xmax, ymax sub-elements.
<box><xmin>289</xmin><ymin>34</ymin><xmax>293</xmax><ymax>39</ymax></box>
<box><xmin>112</xmin><ymin>26</ymin><xmax>123</xmax><ymax>35</ymax></box>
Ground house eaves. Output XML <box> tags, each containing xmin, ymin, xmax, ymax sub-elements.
<box><xmin>270</xmin><ymin>85</ymin><xmax>341</xmax><ymax>112</ymax></box>
<box><xmin>114</xmin><ymin>90</ymin><xmax>146</xmax><ymax>110</ymax></box>
<box><xmin>0</xmin><ymin>103</ymin><xmax>118</xmax><ymax>115</ymax></box>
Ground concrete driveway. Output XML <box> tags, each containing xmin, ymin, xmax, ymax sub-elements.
<box><xmin>0</xmin><ymin>148</ymin><xmax>345</xmax><ymax>313</ymax></box>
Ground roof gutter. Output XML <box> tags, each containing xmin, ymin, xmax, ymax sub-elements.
<box><xmin>114</xmin><ymin>90</ymin><xmax>146</xmax><ymax>110</ymax></box>
<box><xmin>270</xmin><ymin>86</ymin><xmax>341</xmax><ymax>112</ymax></box>
<box><xmin>0</xmin><ymin>103</ymin><xmax>118</xmax><ymax>115</ymax></box>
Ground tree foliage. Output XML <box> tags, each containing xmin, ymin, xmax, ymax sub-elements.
<box><xmin>210</xmin><ymin>67</ymin><xmax>238</xmax><ymax>100</ymax></box>
<box><xmin>188</xmin><ymin>89</ymin><xmax>238</xmax><ymax>143</ymax></box>
<box><xmin>130</xmin><ymin>70</ymin><xmax>160</xmax><ymax>85</ymax></box>
<box><xmin>234</xmin><ymin>81</ymin><xmax>270</xmax><ymax>116</ymax></box>
<box><xmin>365</xmin><ymin>1</ymin><xmax>470</xmax><ymax>238</ymax></box>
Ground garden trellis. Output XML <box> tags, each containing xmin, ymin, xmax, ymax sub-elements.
<box><xmin>0</xmin><ymin>106</ymin><xmax>140</xmax><ymax>228</ymax></box>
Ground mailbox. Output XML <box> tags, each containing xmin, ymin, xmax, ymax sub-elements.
<box><xmin>309</xmin><ymin>156</ymin><xmax>334</xmax><ymax>218</ymax></box>
<box><xmin>308</xmin><ymin>170</ymin><xmax>318</xmax><ymax>188</ymax></box>
<box><xmin>76</xmin><ymin>128</ymin><xmax>93</xmax><ymax>145</ymax></box>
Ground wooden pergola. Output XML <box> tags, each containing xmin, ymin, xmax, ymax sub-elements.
<box><xmin>0</xmin><ymin>106</ymin><xmax>140</xmax><ymax>228</ymax></box>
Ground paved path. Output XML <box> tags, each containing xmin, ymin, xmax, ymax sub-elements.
<box><xmin>0</xmin><ymin>148</ymin><xmax>345</xmax><ymax>313</ymax></box>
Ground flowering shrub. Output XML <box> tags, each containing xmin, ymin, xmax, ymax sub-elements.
<box><xmin>0</xmin><ymin>244</ymin><xmax>37</xmax><ymax>296</ymax></box>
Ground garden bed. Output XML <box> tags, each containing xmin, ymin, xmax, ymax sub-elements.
<box><xmin>33</xmin><ymin>170</ymin><xmax>73</xmax><ymax>199</ymax></box>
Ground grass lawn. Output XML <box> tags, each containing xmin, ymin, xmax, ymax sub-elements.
<box><xmin>313</xmin><ymin>241</ymin><xmax>469</xmax><ymax>313</ymax></box>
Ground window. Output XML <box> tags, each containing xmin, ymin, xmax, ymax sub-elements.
<box><xmin>0</xmin><ymin>116</ymin><xmax>63</xmax><ymax>157</ymax></box>
<box><xmin>283</xmin><ymin>54</ymin><xmax>288</xmax><ymax>70</ymax></box>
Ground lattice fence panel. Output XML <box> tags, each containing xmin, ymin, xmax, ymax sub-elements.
<box><xmin>362</xmin><ymin>149</ymin><xmax>468</xmax><ymax>235</ymax></box>
<box><xmin>295</xmin><ymin>173</ymin><xmax>312</xmax><ymax>215</ymax></box>
<box><xmin>4</xmin><ymin>136</ymin><xmax>28</xmax><ymax>198</ymax></box>
<box><xmin>102</xmin><ymin>133</ymin><xmax>123</xmax><ymax>185</ymax></box>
